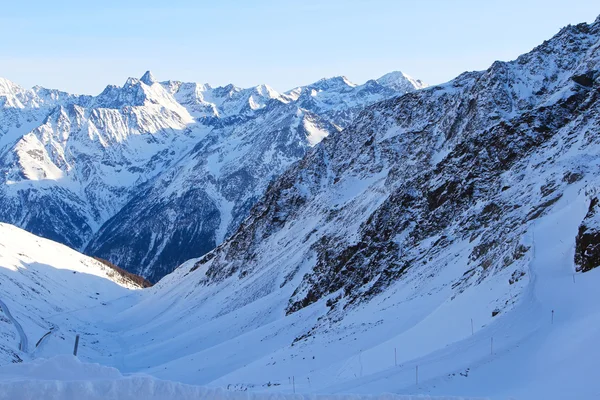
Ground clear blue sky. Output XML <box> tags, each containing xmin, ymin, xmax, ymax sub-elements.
<box><xmin>1</xmin><ymin>0</ymin><xmax>598</xmax><ymax>94</ymax></box>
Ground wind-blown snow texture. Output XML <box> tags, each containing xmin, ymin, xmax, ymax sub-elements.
<box><xmin>0</xmin><ymin>71</ymin><xmax>424</xmax><ymax>282</ymax></box>
<box><xmin>2</xmin><ymin>16</ymin><xmax>600</xmax><ymax>400</ymax></box>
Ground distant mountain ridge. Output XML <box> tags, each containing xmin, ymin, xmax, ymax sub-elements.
<box><xmin>0</xmin><ymin>70</ymin><xmax>426</xmax><ymax>281</ymax></box>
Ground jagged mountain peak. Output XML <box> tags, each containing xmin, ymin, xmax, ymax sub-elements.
<box><xmin>376</xmin><ymin>70</ymin><xmax>428</xmax><ymax>91</ymax></box>
<box><xmin>213</xmin><ymin>83</ymin><xmax>243</xmax><ymax>96</ymax></box>
<box><xmin>252</xmin><ymin>83</ymin><xmax>280</xmax><ymax>98</ymax></box>
<box><xmin>0</xmin><ymin>77</ymin><xmax>22</xmax><ymax>94</ymax></box>
<box><xmin>140</xmin><ymin>70</ymin><xmax>157</xmax><ymax>85</ymax></box>
<box><xmin>311</xmin><ymin>75</ymin><xmax>356</xmax><ymax>90</ymax></box>
<box><xmin>0</xmin><ymin>78</ymin><xmax>26</xmax><ymax>108</ymax></box>
<box><xmin>1</xmin><ymin>66</ymin><xmax>426</xmax><ymax>281</ymax></box>
<box><xmin>0</xmin><ymin>78</ymin><xmax>89</xmax><ymax>110</ymax></box>
<box><xmin>91</xmin><ymin>76</ymin><xmax>193</xmax><ymax>119</ymax></box>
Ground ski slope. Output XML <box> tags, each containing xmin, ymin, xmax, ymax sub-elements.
<box><xmin>0</xmin><ymin>184</ymin><xmax>598</xmax><ymax>399</ymax></box>
<box><xmin>0</xmin><ymin>180</ymin><xmax>595</xmax><ymax>399</ymax></box>
<box><xmin>0</xmin><ymin>223</ymin><xmax>144</xmax><ymax>364</ymax></box>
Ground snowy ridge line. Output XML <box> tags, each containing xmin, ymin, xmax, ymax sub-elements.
<box><xmin>0</xmin><ymin>69</ymin><xmax>426</xmax><ymax>282</ymax></box>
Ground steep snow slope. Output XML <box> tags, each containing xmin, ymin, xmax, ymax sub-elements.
<box><xmin>0</xmin><ymin>223</ymin><xmax>143</xmax><ymax>365</ymax></box>
<box><xmin>0</xmin><ymin>71</ymin><xmax>425</xmax><ymax>281</ymax></box>
<box><xmin>56</xmin><ymin>17</ymin><xmax>598</xmax><ymax>399</ymax></box>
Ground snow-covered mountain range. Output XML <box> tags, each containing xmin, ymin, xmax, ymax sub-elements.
<box><xmin>96</xmin><ymin>18</ymin><xmax>600</xmax><ymax>395</ymax></box>
<box><xmin>1</xmin><ymin>15</ymin><xmax>600</xmax><ymax>400</ymax></box>
<box><xmin>0</xmin><ymin>70</ymin><xmax>426</xmax><ymax>281</ymax></box>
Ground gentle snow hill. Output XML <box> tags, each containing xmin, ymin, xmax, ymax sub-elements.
<box><xmin>0</xmin><ymin>70</ymin><xmax>426</xmax><ymax>282</ymax></box>
<box><xmin>0</xmin><ymin>223</ymin><xmax>143</xmax><ymax>364</ymax></box>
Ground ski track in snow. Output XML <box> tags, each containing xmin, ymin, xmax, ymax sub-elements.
<box><xmin>318</xmin><ymin>183</ymin><xmax>599</xmax><ymax>399</ymax></box>
<box><xmin>0</xmin><ymin>299</ymin><xmax>27</xmax><ymax>353</ymax></box>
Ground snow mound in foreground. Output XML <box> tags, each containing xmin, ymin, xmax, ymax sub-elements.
<box><xmin>0</xmin><ymin>356</ymin><xmax>486</xmax><ymax>400</ymax></box>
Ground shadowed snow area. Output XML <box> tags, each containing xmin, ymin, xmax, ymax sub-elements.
<box><xmin>0</xmin><ymin>223</ymin><xmax>142</xmax><ymax>365</ymax></box>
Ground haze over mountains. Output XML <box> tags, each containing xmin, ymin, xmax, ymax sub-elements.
<box><xmin>0</xmin><ymin>70</ymin><xmax>426</xmax><ymax>282</ymax></box>
<box><xmin>0</xmin><ymin>15</ymin><xmax>600</xmax><ymax>400</ymax></box>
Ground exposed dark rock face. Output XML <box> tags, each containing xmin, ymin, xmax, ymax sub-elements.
<box><xmin>88</xmin><ymin>189</ymin><xmax>221</xmax><ymax>282</ymax></box>
<box><xmin>575</xmin><ymin>198</ymin><xmax>600</xmax><ymax>272</ymax></box>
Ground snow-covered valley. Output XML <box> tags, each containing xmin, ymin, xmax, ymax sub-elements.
<box><xmin>1</xmin><ymin>182</ymin><xmax>599</xmax><ymax>399</ymax></box>
<box><xmin>1</xmin><ymin>13</ymin><xmax>600</xmax><ymax>400</ymax></box>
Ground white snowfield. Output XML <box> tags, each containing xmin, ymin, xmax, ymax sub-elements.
<box><xmin>0</xmin><ymin>356</ymin><xmax>484</xmax><ymax>400</ymax></box>
<box><xmin>0</xmin><ymin>181</ymin><xmax>599</xmax><ymax>399</ymax></box>
<box><xmin>0</xmin><ymin>223</ymin><xmax>142</xmax><ymax>364</ymax></box>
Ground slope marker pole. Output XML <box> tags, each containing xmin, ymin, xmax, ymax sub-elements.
<box><xmin>73</xmin><ymin>334</ymin><xmax>80</xmax><ymax>356</ymax></box>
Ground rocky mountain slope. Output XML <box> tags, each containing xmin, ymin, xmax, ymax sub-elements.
<box><xmin>0</xmin><ymin>71</ymin><xmax>425</xmax><ymax>281</ymax></box>
<box><xmin>87</xmin><ymin>16</ymin><xmax>600</xmax><ymax>394</ymax></box>
<box><xmin>189</xmin><ymin>17</ymin><xmax>600</xmax><ymax>315</ymax></box>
